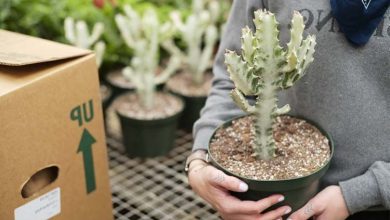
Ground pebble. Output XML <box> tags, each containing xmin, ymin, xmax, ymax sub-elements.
<box><xmin>210</xmin><ymin>115</ymin><xmax>331</xmax><ymax>180</ymax></box>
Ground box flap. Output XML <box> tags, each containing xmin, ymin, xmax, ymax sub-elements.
<box><xmin>0</xmin><ymin>29</ymin><xmax>91</xmax><ymax>66</ymax></box>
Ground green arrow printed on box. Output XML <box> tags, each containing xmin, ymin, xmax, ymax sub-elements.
<box><xmin>78</xmin><ymin>128</ymin><xmax>97</xmax><ymax>194</ymax></box>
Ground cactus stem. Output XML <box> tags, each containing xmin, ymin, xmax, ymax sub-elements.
<box><xmin>253</xmin><ymin>68</ymin><xmax>278</xmax><ymax>160</ymax></box>
<box><xmin>225</xmin><ymin>10</ymin><xmax>316</xmax><ymax>161</ymax></box>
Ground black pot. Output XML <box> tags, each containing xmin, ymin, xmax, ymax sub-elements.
<box><xmin>170</xmin><ymin>91</ymin><xmax>207</xmax><ymax>131</ymax></box>
<box><xmin>208</xmin><ymin>115</ymin><xmax>334</xmax><ymax>214</ymax></box>
<box><xmin>101</xmin><ymin>85</ymin><xmax>112</xmax><ymax>111</ymax></box>
<box><xmin>100</xmin><ymin>84</ymin><xmax>112</xmax><ymax>126</ymax></box>
<box><xmin>115</xmin><ymin>94</ymin><xmax>184</xmax><ymax>158</ymax></box>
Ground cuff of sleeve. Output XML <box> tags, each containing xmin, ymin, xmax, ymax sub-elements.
<box><xmin>192</xmin><ymin>127</ymin><xmax>215</xmax><ymax>152</ymax></box>
<box><xmin>339</xmin><ymin>170</ymin><xmax>381</xmax><ymax>214</ymax></box>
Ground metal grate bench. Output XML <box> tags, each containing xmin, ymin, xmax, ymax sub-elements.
<box><xmin>106</xmin><ymin>107</ymin><xmax>219</xmax><ymax>220</ymax></box>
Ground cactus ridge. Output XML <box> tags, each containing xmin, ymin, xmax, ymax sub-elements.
<box><xmin>225</xmin><ymin>10</ymin><xmax>316</xmax><ymax>160</ymax></box>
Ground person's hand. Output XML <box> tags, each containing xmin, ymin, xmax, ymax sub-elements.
<box><xmin>287</xmin><ymin>185</ymin><xmax>349</xmax><ymax>220</ymax></box>
<box><xmin>188</xmin><ymin>160</ymin><xmax>292</xmax><ymax>220</ymax></box>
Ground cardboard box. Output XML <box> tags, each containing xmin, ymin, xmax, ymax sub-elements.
<box><xmin>0</xmin><ymin>30</ymin><xmax>113</xmax><ymax>220</ymax></box>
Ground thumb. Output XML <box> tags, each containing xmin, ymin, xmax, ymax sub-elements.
<box><xmin>207</xmin><ymin>167</ymin><xmax>248</xmax><ymax>192</ymax></box>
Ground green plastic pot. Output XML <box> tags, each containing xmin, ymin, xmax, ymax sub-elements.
<box><xmin>116</xmin><ymin>99</ymin><xmax>183</xmax><ymax>158</ymax></box>
<box><xmin>208</xmin><ymin>115</ymin><xmax>334</xmax><ymax>213</ymax></box>
<box><xmin>169</xmin><ymin>91</ymin><xmax>206</xmax><ymax>131</ymax></box>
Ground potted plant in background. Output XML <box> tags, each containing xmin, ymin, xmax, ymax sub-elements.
<box><xmin>104</xmin><ymin>3</ymin><xmax>178</xmax><ymax>100</ymax></box>
<box><xmin>64</xmin><ymin>17</ymin><xmax>111</xmax><ymax>119</ymax></box>
<box><xmin>208</xmin><ymin>10</ymin><xmax>333</xmax><ymax>213</ymax></box>
<box><xmin>64</xmin><ymin>17</ymin><xmax>106</xmax><ymax>67</ymax></box>
<box><xmin>112</xmin><ymin>5</ymin><xmax>183</xmax><ymax>157</ymax></box>
<box><xmin>163</xmin><ymin>0</ymin><xmax>221</xmax><ymax>131</ymax></box>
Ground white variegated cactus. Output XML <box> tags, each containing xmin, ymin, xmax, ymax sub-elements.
<box><xmin>164</xmin><ymin>0</ymin><xmax>220</xmax><ymax>86</ymax></box>
<box><xmin>225</xmin><ymin>10</ymin><xmax>316</xmax><ymax>160</ymax></box>
<box><xmin>115</xmin><ymin>5</ymin><xmax>180</xmax><ymax>109</ymax></box>
<box><xmin>64</xmin><ymin>17</ymin><xmax>106</xmax><ymax>67</ymax></box>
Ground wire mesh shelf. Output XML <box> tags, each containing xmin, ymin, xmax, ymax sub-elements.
<box><xmin>106</xmin><ymin>107</ymin><xmax>219</xmax><ymax>220</ymax></box>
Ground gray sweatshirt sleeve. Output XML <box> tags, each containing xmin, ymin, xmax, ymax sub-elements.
<box><xmin>339</xmin><ymin>161</ymin><xmax>390</xmax><ymax>214</ymax></box>
<box><xmin>192</xmin><ymin>0</ymin><xmax>390</xmax><ymax>215</ymax></box>
<box><xmin>192</xmin><ymin>0</ymin><xmax>263</xmax><ymax>151</ymax></box>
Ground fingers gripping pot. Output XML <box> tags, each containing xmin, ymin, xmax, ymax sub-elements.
<box><xmin>207</xmin><ymin>115</ymin><xmax>334</xmax><ymax>212</ymax></box>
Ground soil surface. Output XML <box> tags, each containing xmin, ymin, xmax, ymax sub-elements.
<box><xmin>106</xmin><ymin>68</ymin><xmax>163</xmax><ymax>89</ymax></box>
<box><xmin>106</xmin><ymin>69</ymin><xmax>134</xmax><ymax>89</ymax></box>
<box><xmin>209</xmin><ymin>115</ymin><xmax>331</xmax><ymax>180</ymax></box>
<box><xmin>100</xmin><ymin>84</ymin><xmax>111</xmax><ymax>102</ymax></box>
<box><xmin>166</xmin><ymin>70</ymin><xmax>212</xmax><ymax>97</ymax></box>
<box><xmin>113</xmin><ymin>92</ymin><xmax>183</xmax><ymax>120</ymax></box>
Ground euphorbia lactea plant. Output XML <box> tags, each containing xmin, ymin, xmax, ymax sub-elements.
<box><xmin>225</xmin><ymin>10</ymin><xmax>316</xmax><ymax>160</ymax></box>
<box><xmin>164</xmin><ymin>0</ymin><xmax>220</xmax><ymax>86</ymax></box>
<box><xmin>115</xmin><ymin>5</ymin><xmax>180</xmax><ymax>109</ymax></box>
<box><xmin>64</xmin><ymin>17</ymin><xmax>105</xmax><ymax>67</ymax></box>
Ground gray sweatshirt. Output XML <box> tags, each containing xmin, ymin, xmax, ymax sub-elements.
<box><xmin>193</xmin><ymin>0</ymin><xmax>390</xmax><ymax>215</ymax></box>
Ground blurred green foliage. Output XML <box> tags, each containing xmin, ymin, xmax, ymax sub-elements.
<box><xmin>0</xmin><ymin>0</ymin><xmax>230</xmax><ymax>73</ymax></box>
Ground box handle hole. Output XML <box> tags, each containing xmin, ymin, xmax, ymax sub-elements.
<box><xmin>21</xmin><ymin>166</ymin><xmax>59</xmax><ymax>198</ymax></box>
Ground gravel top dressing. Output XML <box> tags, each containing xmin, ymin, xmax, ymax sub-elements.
<box><xmin>108</xmin><ymin>68</ymin><xmax>163</xmax><ymax>89</ymax></box>
<box><xmin>100</xmin><ymin>84</ymin><xmax>111</xmax><ymax>101</ymax></box>
<box><xmin>167</xmin><ymin>71</ymin><xmax>212</xmax><ymax>97</ymax></box>
<box><xmin>107</xmin><ymin>69</ymin><xmax>134</xmax><ymax>89</ymax></box>
<box><xmin>209</xmin><ymin>115</ymin><xmax>331</xmax><ymax>180</ymax></box>
<box><xmin>114</xmin><ymin>92</ymin><xmax>183</xmax><ymax>120</ymax></box>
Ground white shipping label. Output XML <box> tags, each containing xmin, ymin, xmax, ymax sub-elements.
<box><xmin>14</xmin><ymin>187</ymin><xmax>61</xmax><ymax>220</ymax></box>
